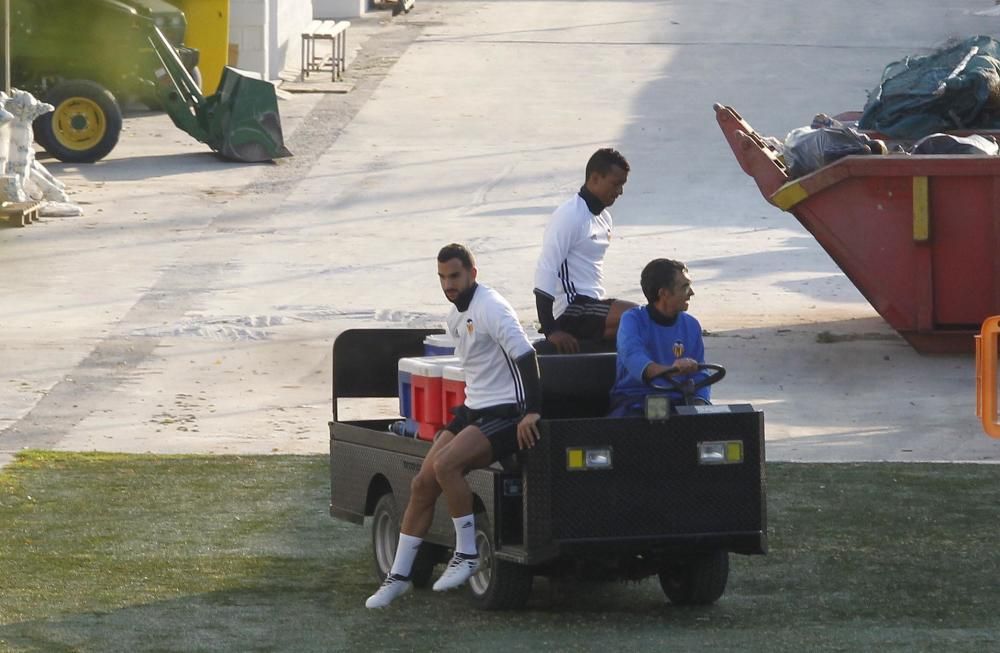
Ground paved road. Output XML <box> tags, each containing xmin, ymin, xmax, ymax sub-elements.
<box><xmin>2</xmin><ymin>0</ymin><xmax>999</xmax><ymax>466</ymax></box>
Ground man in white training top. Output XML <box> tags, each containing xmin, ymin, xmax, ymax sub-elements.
<box><xmin>366</xmin><ymin>243</ymin><xmax>543</xmax><ymax>608</ymax></box>
<box><xmin>534</xmin><ymin>148</ymin><xmax>637</xmax><ymax>353</ymax></box>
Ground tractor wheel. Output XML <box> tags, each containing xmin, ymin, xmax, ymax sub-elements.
<box><xmin>34</xmin><ymin>80</ymin><xmax>123</xmax><ymax>163</ymax></box>
<box><xmin>190</xmin><ymin>65</ymin><xmax>203</xmax><ymax>91</ymax></box>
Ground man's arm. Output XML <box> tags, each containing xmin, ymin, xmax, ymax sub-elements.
<box><xmin>533</xmin><ymin>209</ymin><xmax>578</xmax><ymax>315</ymax></box>
<box><xmin>513</xmin><ymin>350</ymin><xmax>542</xmax><ymax>449</ymax></box>
<box><xmin>488</xmin><ymin>298</ymin><xmax>544</xmax><ymax>448</ymax></box>
<box><xmin>534</xmin><ymin>291</ymin><xmax>558</xmax><ymax>336</ymax></box>
<box><xmin>533</xmin><ymin>208</ymin><xmax>581</xmax><ymax>349</ymax></box>
<box><xmin>617</xmin><ymin>310</ymin><xmax>698</xmax><ymax>384</ymax></box>
<box><xmin>616</xmin><ymin>309</ymin><xmax>656</xmax><ymax>382</ymax></box>
<box><xmin>513</xmin><ymin>350</ymin><xmax>542</xmax><ymax>415</ymax></box>
<box><xmin>534</xmin><ymin>207</ymin><xmax>581</xmax><ymax>354</ymax></box>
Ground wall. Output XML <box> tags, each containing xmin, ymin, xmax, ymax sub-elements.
<box><xmin>229</xmin><ymin>0</ymin><xmax>315</xmax><ymax>80</ymax></box>
<box><xmin>313</xmin><ymin>0</ymin><xmax>367</xmax><ymax>18</ymax></box>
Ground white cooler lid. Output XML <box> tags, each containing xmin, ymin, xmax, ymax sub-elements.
<box><xmin>424</xmin><ymin>333</ymin><xmax>458</xmax><ymax>347</ymax></box>
<box><xmin>442</xmin><ymin>365</ymin><xmax>465</xmax><ymax>381</ymax></box>
<box><xmin>399</xmin><ymin>355</ymin><xmax>460</xmax><ymax>376</ymax></box>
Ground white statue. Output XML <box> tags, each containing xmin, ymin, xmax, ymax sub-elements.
<box><xmin>0</xmin><ymin>91</ymin><xmax>22</xmax><ymax>203</ymax></box>
<box><xmin>3</xmin><ymin>89</ymin><xmax>82</xmax><ymax>215</ymax></box>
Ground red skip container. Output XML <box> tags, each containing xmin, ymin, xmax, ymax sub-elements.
<box><xmin>716</xmin><ymin>103</ymin><xmax>1000</xmax><ymax>353</ymax></box>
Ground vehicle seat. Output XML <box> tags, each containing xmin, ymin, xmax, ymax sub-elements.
<box><xmin>533</xmin><ymin>338</ymin><xmax>616</xmax><ymax>355</ymax></box>
<box><xmin>538</xmin><ymin>353</ymin><xmax>617</xmax><ymax>419</ymax></box>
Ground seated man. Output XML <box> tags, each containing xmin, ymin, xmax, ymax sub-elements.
<box><xmin>533</xmin><ymin>148</ymin><xmax>637</xmax><ymax>353</ymax></box>
<box><xmin>608</xmin><ymin>258</ymin><xmax>707</xmax><ymax>417</ymax></box>
<box><xmin>365</xmin><ymin>243</ymin><xmax>542</xmax><ymax>609</ymax></box>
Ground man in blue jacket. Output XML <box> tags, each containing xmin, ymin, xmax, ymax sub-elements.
<box><xmin>609</xmin><ymin>258</ymin><xmax>707</xmax><ymax>416</ymax></box>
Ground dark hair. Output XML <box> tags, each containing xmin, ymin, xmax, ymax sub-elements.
<box><xmin>437</xmin><ymin>243</ymin><xmax>476</xmax><ymax>269</ymax></box>
<box><xmin>640</xmin><ymin>258</ymin><xmax>687</xmax><ymax>304</ymax></box>
<box><xmin>585</xmin><ymin>148</ymin><xmax>630</xmax><ymax>180</ymax></box>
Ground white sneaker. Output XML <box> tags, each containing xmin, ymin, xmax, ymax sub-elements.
<box><xmin>365</xmin><ymin>574</ymin><xmax>412</xmax><ymax>608</ymax></box>
<box><xmin>432</xmin><ymin>553</ymin><xmax>480</xmax><ymax>591</ymax></box>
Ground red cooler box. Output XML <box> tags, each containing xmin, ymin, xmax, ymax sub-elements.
<box><xmin>441</xmin><ymin>364</ymin><xmax>466</xmax><ymax>425</ymax></box>
<box><xmin>408</xmin><ymin>356</ymin><xmax>459</xmax><ymax>440</ymax></box>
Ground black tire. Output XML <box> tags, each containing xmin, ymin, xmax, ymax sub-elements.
<box><xmin>189</xmin><ymin>65</ymin><xmax>203</xmax><ymax>92</ymax></box>
<box><xmin>467</xmin><ymin>513</ymin><xmax>533</xmax><ymax>610</ymax></box>
<box><xmin>369</xmin><ymin>493</ymin><xmax>437</xmax><ymax>588</ymax></box>
<box><xmin>33</xmin><ymin>80</ymin><xmax>123</xmax><ymax>163</ymax></box>
<box><xmin>657</xmin><ymin>550</ymin><xmax>729</xmax><ymax>606</ymax></box>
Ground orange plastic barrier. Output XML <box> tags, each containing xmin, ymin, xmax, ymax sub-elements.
<box><xmin>975</xmin><ymin>316</ymin><xmax>1000</xmax><ymax>438</ymax></box>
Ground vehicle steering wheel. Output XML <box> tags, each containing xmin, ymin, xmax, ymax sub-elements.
<box><xmin>648</xmin><ymin>364</ymin><xmax>727</xmax><ymax>405</ymax></box>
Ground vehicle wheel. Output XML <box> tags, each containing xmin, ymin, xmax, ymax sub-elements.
<box><xmin>467</xmin><ymin>513</ymin><xmax>533</xmax><ymax>610</ymax></box>
<box><xmin>658</xmin><ymin>550</ymin><xmax>729</xmax><ymax>606</ymax></box>
<box><xmin>371</xmin><ymin>493</ymin><xmax>399</xmax><ymax>583</ymax></box>
<box><xmin>370</xmin><ymin>493</ymin><xmax>436</xmax><ymax>588</ymax></box>
<box><xmin>33</xmin><ymin>80</ymin><xmax>123</xmax><ymax>163</ymax></box>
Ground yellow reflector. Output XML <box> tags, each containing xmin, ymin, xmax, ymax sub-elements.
<box><xmin>726</xmin><ymin>441</ymin><xmax>744</xmax><ymax>463</ymax></box>
<box><xmin>567</xmin><ymin>448</ymin><xmax>584</xmax><ymax>470</ymax></box>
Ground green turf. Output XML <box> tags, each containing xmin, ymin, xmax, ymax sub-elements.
<box><xmin>0</xmin><ymin>452</ymin><xmax>998</xmax><ymax>652</ymax></box>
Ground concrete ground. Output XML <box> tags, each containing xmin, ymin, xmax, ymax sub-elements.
<box><xmin>2</xmin><ymin>0</ymin><xmax>1000</xmax><ymax>468</ymax></box>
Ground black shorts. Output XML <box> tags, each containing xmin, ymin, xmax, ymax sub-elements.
<box><xmin>555</xmin><ymin>296</ymin><xmax>613</xmax><ymax>340</ymax></box>
<box><xmin>444</xmin><ymin>404</ymin><xmax>522</xmax><ymax>462</ymax></box>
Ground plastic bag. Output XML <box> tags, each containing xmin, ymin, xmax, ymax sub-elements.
<box><xmin>782</xmin><ymin>114</ymin><xmax>886</xmax><ymax>178</ymax></box>
<box><xmin>911</xmin><ymin>133</ymin><xmax>999</xmax><ymax>155</ymax></box>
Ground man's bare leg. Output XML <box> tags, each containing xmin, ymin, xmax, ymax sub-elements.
<box><xmin>603</xmin><ymin>299</ymin><xmax>638</xmax><ymax>341</ymax></box>
<box><xmin>432</xmin><ymin>426</ymin><xmax>493</xmax><ymax>518</ymax></box>
<box><xmin>399</xmin><ymin>429</ymin><xmax>457</xmax><ymax>535</ymax></box>
<box><xmin>430</xmin><ymin>426</ymin><xmax>494</xmax><ymax>591</ymax></box>
<box><xmin>366</xmin><ymin>429</ymin><xmax>457</xmax><ymax>608</ymax></box>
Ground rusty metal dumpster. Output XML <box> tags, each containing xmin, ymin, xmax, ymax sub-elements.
<box><xmin>716</xmin><ymin>103</ymin><xmax>1000</xmax><ymax>354</ymax></box>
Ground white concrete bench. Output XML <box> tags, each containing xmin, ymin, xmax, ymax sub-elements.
<box><xmin>301</xmin><ymin>19</ymin><xmax>351</xmax><ymax>81</ymax></box>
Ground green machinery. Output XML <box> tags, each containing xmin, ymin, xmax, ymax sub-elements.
<box><xmin>7</xmin><ymin>0</ymin><xmax>289</xmax><ymax>163</ymax></box>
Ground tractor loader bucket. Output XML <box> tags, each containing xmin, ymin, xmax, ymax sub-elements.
<box><xmin>201</xmin><ymin>67</ymin><xmax>291</xmax><ymax>162</ymax></box>
<box><xmin>149</xmin><ymin>27</ymin><xmax>291</xmax><ymax>163</ymax></box>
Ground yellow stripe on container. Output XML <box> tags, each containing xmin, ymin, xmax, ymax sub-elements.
<box><xmin>913</xmin><ymin>176</ymin><xmax>930</xmax><ymax>242</ymax></box>
<box><xmin>771</xmin><ymin>181</ymin><xmax>809</xmax><ymax>211</ymax></box>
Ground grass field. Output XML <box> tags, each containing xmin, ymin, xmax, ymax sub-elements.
<box><xmin>0</xmin><ymin>452</ymin><xmax>998</xmax><ymax>652</ymax></box>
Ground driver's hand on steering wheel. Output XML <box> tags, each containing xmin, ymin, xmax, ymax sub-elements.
<box><xmin>672</xmin><ymin>357</ymin><xmax>699</xmax><ymax>375</ymax></box>
<box><xmin>644</xmin><ymin>359</ymin><xmax>699</xmax><ymax>382</ymax></box>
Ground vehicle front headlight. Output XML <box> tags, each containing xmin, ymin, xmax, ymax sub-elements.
<box><xmin>697</xmin><ymin>440</ymin><xmax>744</xmax><ymax>465</ymax></box>
<box><xmin>644</xmin><ymin>395</ymin><xmax>670</xmax><ymax>421</ymax></box>
<box><xmin>566</xmin><ymin>447</ymin><xmax>613</xmax><ymax>471</ymax></box>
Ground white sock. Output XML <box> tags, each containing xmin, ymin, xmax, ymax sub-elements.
<box><xmin>453</xmin><ymin>514</ymin><xmax>477</xmax><ymax>556</ymax></box>
<box><xmin>390</xmin><ymin>533</ymin><xmax>423</xmax><ymax>578</ymax></box>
